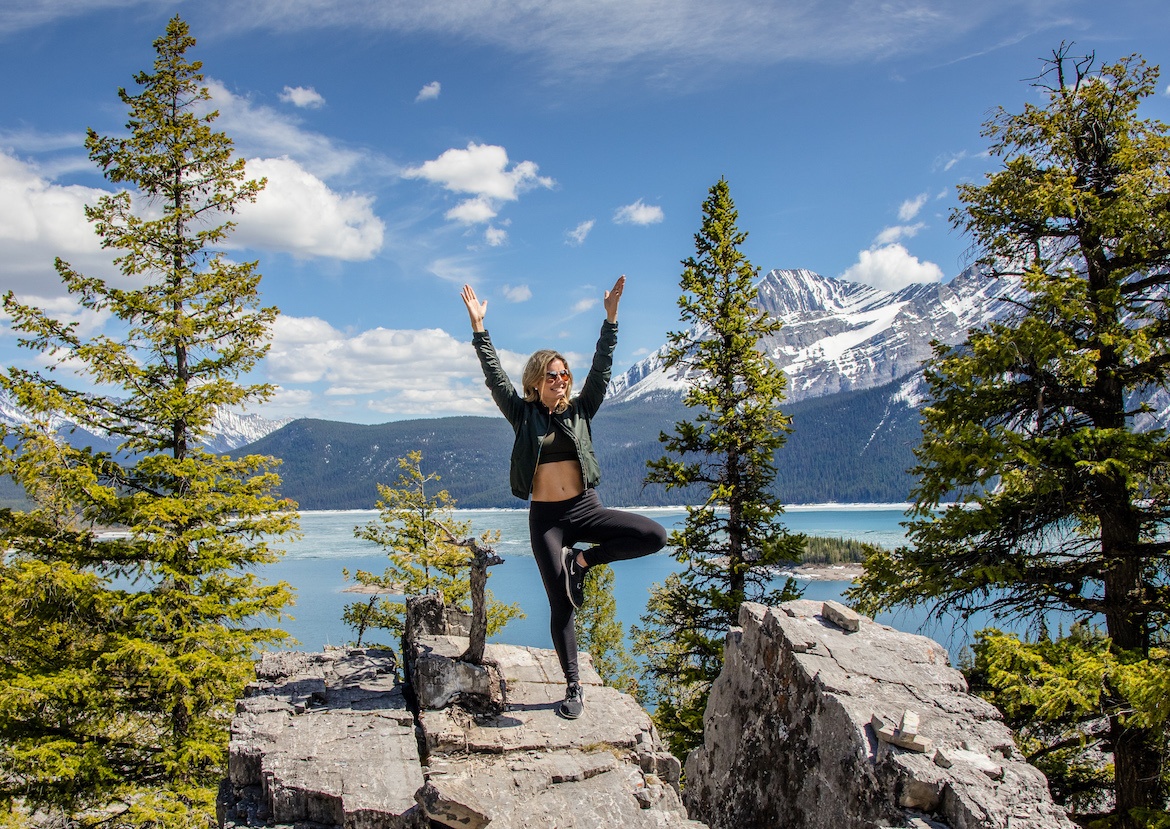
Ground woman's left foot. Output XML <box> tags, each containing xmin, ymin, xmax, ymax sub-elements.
<box><xmin>559</xmin><ymin>682</ymin><xmax>584</xmax><ymax>719</ymax></box>
<box><xmin>563</xmin><ymin>546</ymin><xmax>587</xmax><ymax>609</ymax></box>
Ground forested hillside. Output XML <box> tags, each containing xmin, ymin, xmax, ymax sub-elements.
<box><xmin>237</xmin><ymin>376</ymin><xmax>923</xmax><ymax>509</ymax></box>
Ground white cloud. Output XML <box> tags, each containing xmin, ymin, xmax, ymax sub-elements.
<box><xmin>266</xmin><ymin>314</ymin><xmax>530</xmax><ymax>417</ymax></box>
<box><xmin>403</xmin><ymin>142</ymin><xmax>554</xmax><ymax>230</ymax></box>
<box><xmin>416</xmin><ymin>81</ymin><xmax>441</xmax><ymax>102</ymax></box>
<box><xmin>279</xmin><ymin>85</ymin><xmax>326</xmax><ymax>108</ymax></box>
<box><xmin>484</xmin><ymin>225</ymin><xmax>508</xmax><ymax>246</ymax></box>
<box><xmin>403</xmin><ymin>142</ymin><xmax>554</xmax><ymax>202</ymax></box>
<box><xmin>840</xmin><ymin>244</ymin><xmax>943</xmax><ymax>291</ymax></box>
<box><xmin>898</xmin><ymin>193</ymin><xmax>929</xmax><ymax>222</ymax></box>
<box><xmin>0</xmin><ymin>149</ymin><xmax>119</xmax><ymax>297</ymax></box>
<box><xmin>231</xmin><ymin>156</ymin><xmax>385</xmax><ymax>260</ymax></box>
<box><xmin>446</xmin><ymin>196</ymin><xmax>498</xmax><ymax>224</ymax></box>
<box><xmin>566</xmin><ymin>219</ymin><xmax>594</xmax><ymax>246</ymax></box>
<box><xmin>613</xmin><ymin>199</ymin><xmax>663</xmax><ymax>226</ymax></box>
<box><xmin>571</xmin><ymin>297</ymin><xmax>597</xmax><ymax>314</ymax></box>
<box><xmin>502</xmin><ymin>284</ymin><xmax>531</xmax><ymax>302</ymax></box>
<box><xmin>873</xmin><ymin>222</ymin><xmax>925</xmax><ymax>246</ymax></box>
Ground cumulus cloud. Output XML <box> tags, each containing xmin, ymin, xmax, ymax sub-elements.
<box><xmin>266</xmin><ymin>314</ymin><xmax>529</xmax><ymax>417</ymax></box>
<box><xmin>445</xmin><ymin>196</ymin><xmax>498</xmax><ymax>224</ymax></box>
<box><xmin>0</xmin><ymin>149</ymin><xmax>119</xmax><ymax>297</ymax></box>
<box><xmin>898</xmin><ymin>193</ymin><xmax>929</xmax><ymax>222</ymax></box>
<box><xmin>416</xmin><ymin>81</ymin><xmax>441</xmax><ymax>101</ymax></box>
<box><xmin>280</xmin><ymin>85</ymin><xmax>326</xmax><ymax>108</ymax></box>
<box><xmin>403</xmin><ymin>143</ymin><xmax>554</xmax><ymax>234</ymax></box>
<box><xmin>613</xmin><ymin>199</ymin><xmax>663</xmax><ymax>225</ymax></box>
<box><xmin>566</xmin><ymin>219</ymin><xmax>594</xmax><ymax>246</ymax></box>
<box><xmin>840</xmin><ymin>244</ymin><xmax>944</xmax><ymax>292</ymax></box>
<box><xmin>404</xmin><ymin>144</ymin><xmax>552</xmax><ymax>199</ymax></box>
<box><xmin>571</xmin><ymin>297</ymin><xmax>597</xmax><ymax>314</ymax></box>
<box><xmin>874</xmin><ymin>222</ymin><xmax>925</xmax><ymax>246</ymax></box>
<box><xmin>231</xmin><ymin>156</ymin><xmax>385</xmax><ymax>260</ymax></box>
<box><xmin>502</xmin><ymin>284</ymin><xmax>531</xmax><ymax>302</ymax></box>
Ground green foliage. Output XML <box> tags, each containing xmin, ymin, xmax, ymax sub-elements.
<box><xmin>799</xmin><ymin>535</ymin><xmax>882</xmax><ymax>565</ymax></box>
<box><xmin>0</xmin><ymin>16</ymin><xmax>296</xmax><ymax>827</ymax></box>
<box><xmin>574</xmin><ymin>564</ymin><xmax>640</xmax><ymax>697</ymax></box>
<box><xmin>343</xmin><ymin>450</ymin><xmax>522</xmax><ymax>647</ymax></box>
<box><xmin>848</xmin><ymin>47</ymin><xmax>1170</xmax><ymax>825</ymax></box>
<box><xmin>634</xmin><ymin>179</ymin><xmax>804</xmax><ymax>756</ymax></box>
<box><xmin>968</xmin><ymin>626</ymin><xmax>1170</xmax><ymax>824</ymax></box>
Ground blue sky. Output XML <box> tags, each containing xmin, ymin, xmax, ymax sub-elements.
<box><xmin>2</xmin><ymin>1</ymin><xmax>1168</xmax><ymax>424</ymax></box>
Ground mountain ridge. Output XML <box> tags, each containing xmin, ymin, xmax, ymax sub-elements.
<box><xmin>607</xmin><ymin>264</ymin><xmax>1025</xmax><ymax>406</ymax></box>
<box><xmin>1</xmin><ymin>268</ymin><xmax>1031</xmax><ymax>509</ymax></box>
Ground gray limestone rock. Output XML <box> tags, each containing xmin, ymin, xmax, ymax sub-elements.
<box><xmin>219</xmin><ymin>622</ymin><xmax>701</xmax><ymax>829</ymax></box>
<box><xmin>683</xmin><ymin>600</ymin><xmax>1077</xmax><ymax>829</ymax></box>
<box><xmin>220</xmin><ymin>647</ymin><xmax>426</xmax><ymax>829</ymax></box>
<box><xmin>411</xmin><ymin>636</ymin><xmax>703</xmax><ymax>828</ymax></box>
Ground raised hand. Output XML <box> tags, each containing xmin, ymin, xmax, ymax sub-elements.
<box><xmin>461</xmin><ymin>284</ymin><xmax>487</xmax><ymax>332</ymax></box>
<box><xmin>604</xmin><ymin>274</ymin><xmax>625</xmax><ymax>323</ymax></box>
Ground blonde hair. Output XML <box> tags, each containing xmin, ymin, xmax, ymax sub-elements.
<box><xmin>523</xmin><ymin>349</ymin><xmax>572</xmax><ymax>413</ymax></box>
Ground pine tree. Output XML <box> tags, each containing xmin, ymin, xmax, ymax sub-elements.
<box><xmin>0</xmin><ymin>16</ymin><xmax>296</xmax><ymax>827</ymax></box>
<box><xmin>344</xmin><ymin>450</ymin><xmax>522</xmax><ymax>646</ymax></box>
<box><xmin>632</xmin><ymin>178</ymin><xmax>804</xmax><ymax>756</ymax></box>
<box><xmin>574</xmin><ymin>565</ymin><xmax>640</xmax><ymax>696</ymax></box>
<box><xmin>849</xmin><ymin>47</ymin><xmax>1170</xmax><ymax>827</ymax></box>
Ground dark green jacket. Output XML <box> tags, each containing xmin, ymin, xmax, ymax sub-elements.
<box><xmin>472</xmin><ymin>320</ymin><xmax>618</xmax><ymax>500</ymax></box>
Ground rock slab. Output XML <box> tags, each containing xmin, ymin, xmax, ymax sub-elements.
<box><xmin>218</xmin><ymin>620</ymin><xmax>703</xmax><ymax>828</ymax></box>
<box><xmin>683</xmin><ymin>600</ymin><xmax>1076</xmax><ymax>829</ymax></box>
<box><xmin>410</xmin><ymin>633</ymin><xmax>704</xmax><ymax>828</ymax></box>
<box><xmin>218</xmin><ymin>648</ymin><xmax>427</xmax><ymax>829</ymax></box>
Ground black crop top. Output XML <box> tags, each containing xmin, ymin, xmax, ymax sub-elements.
<box><xmin>538</xmin><ymin>424</ymin><xmax>578</xmax><ymax>465</ymax></box>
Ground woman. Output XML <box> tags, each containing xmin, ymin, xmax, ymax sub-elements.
<box><xmin>461</xmin><ymin>276</ymin><xmax>667</xmax><ymax>719</ymax></box>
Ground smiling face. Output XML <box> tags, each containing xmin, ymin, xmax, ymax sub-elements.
<box><xmin>539</xmin><ymin>358</ymin><xmax>570</xmax><ymax>411</ymax></box>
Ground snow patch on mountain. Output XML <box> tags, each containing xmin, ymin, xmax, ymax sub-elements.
<box><xmin>608</xmin><ymin>265</ymin><xmax>1025</xmax><ymax>406</ymax></box>
<box><xmin>0</xmin><ymin>387</ymin><xmax>291</xmax><ymax>453</ymax></box>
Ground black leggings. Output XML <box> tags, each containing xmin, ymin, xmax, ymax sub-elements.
<box><xmin>528</xmin><ymin>488</ymin><xmax>668</xmax><ymax>685</ymax></box>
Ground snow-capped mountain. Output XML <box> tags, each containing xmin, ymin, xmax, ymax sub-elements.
<box><xmin>0</xmin><ymin>387</ymin><xmax>291</xmax><ymax>454</ymax></box>
<box><xmin>608</xmin><ymin>265</ymin><xmax>1026</xmax><ymax>405</ymax></box>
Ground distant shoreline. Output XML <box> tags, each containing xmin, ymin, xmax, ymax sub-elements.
<box><xmin>783</xmin><ymin>563</ymin><xmax>864</xmax><ymax>581</ymax></box>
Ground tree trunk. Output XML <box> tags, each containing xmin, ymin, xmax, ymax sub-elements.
<box><xmin>460</xmin><ymin>539</ymin><xmax>502</xmax><ymax>665</ymax></box>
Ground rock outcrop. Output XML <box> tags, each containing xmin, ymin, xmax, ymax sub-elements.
<box><xmin>410</xmin><ymin>635</ymin><xmax>700</xmax><ymax>828</ymax></box>
<box><xmin>684</xmin><ymin>600</ymin><xmax>1076</xmax><ymax>829</ymax></box>
<box><xmin>219</xmin><ymin>597</ymin><xmax>1076</xmax><ymax>829</ymax></box>
<box><xmin>218</xmin><ymin>600</ymin><xmax>702</xmax><ymax>829</ymax></box>
<box><xmin>218</xmin><ymin>648</ymin><xmax>425</xmax><ymax>828</ymax></box>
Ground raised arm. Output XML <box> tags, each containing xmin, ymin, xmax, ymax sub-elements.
<box><xmin>462</xmin><ymin>284</ymin><xmax>487</xmax><ymax>333</ymax></box>
<box><xmin>462</xmin><ymin>284</ymin><xmax>524</xmax><ymax>426</ymax></box>
<box><xmin>603</xmin><ymin>274</ymin><xmax>624</xmax><ymax>323</ymax></box>
<box><xmin>577</xmin><ymin>277</ymin><xmax>622</xmax><ymax>418</ymax></box>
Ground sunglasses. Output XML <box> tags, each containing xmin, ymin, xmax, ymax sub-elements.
<box><xmin>545</xmin><ymin>370</ymin><xmax>571</xmax><ymax>381</ymax></box>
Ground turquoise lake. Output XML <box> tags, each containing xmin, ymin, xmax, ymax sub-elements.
<box><xmin>262</xmin><ymin>503</ymin><xmax>1020</xmax><ymax>662</ymax></box>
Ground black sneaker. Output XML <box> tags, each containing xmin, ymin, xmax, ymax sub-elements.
<box><xmin>559</xmin><ymin>682</ymin><xmax>584</xmax><ymax>719</ymax></box>
<box><xmin>563</xmin><ymin>547</ymin><xmax>587</xmax><ymax>609</ymax></box>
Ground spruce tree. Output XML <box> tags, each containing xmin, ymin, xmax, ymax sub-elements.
<box><xmin>344</xmin><ymin>450</ymin><xmax>522</xmax><ymax>646</ymax></box>
<box><xmin>575</xmin><ymin>564</ymin><xmax>640</xmax><ymax>696</ymax></box>
<box><xmin>633</xmin><ymin>178</ymin><xmax>804</xmax><ymax>756</ymax></box>
<box><xmin>849</xmin><ymin>47</ymin><xmax>1170</xmax><ymax>827</ymax></box>
<box><xmin>0</xmin><ymin>17</ymin><xmax>295</xmax><ymax>827</ymax></box>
